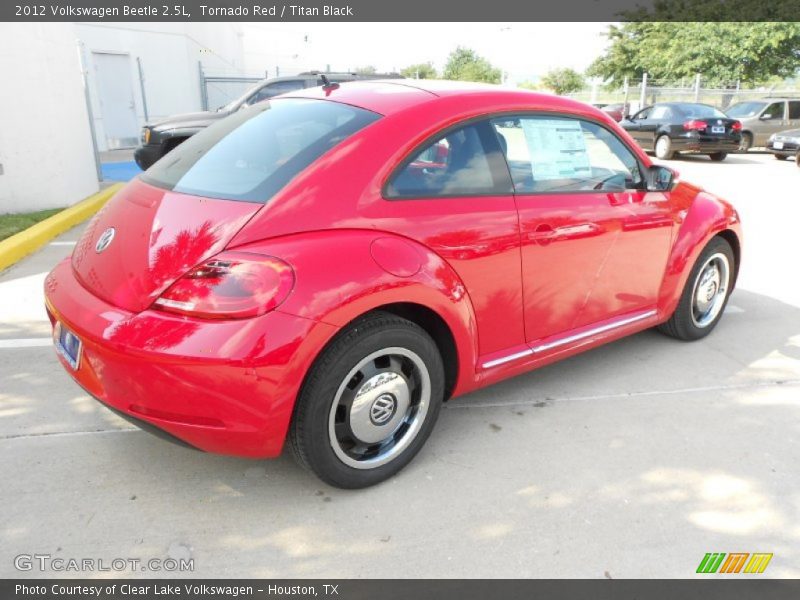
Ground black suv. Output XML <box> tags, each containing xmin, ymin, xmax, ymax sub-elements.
<box><xmin>134</xmin><ymin>71</ymin><xmax>401</xmax><ymax>170</ymax></box>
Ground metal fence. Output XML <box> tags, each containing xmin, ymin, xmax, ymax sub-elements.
<box><xmin>569</xmin><ymin>75</ymin><xmax>800</xmax><ymax>115</ymax></box>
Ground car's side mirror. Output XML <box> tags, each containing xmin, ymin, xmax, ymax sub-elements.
<box><xmin>647</xmin><ymin>165</ymin><xmax>675</xmax><ymax>191</ymax></box>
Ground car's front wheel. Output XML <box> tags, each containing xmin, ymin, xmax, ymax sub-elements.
<box><xmin>655</xmin><ymin>135</ymin><xmax>675</xmax><ymax>160</ymax></box>
<box><xmin>708</xmin><ymin>152</ymin><xmax>728</xmax><ymax>162</ymax></box>
<box><xmin>289</xmin><ymin>311</ymin><xmax>444</xmax><ymax>488</ymax></box>
<box><xmin>774</xmin><ymin>153</ymin><xmax>789</xmax><ymax>161</ymax></box>
<box><xmin>658</xmin><ymin>236</ymin><xmax>735</xmax><ymax>341</ymax></box>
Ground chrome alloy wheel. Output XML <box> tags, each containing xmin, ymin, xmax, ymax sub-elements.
<box><xmin>328</xmin><ymin>347</ymin><xmax>431</xmax><ymax>469</ymax></box>
<box><xmin>691</xmin><ymin>252</ymin><xmax>730</xmax><ymax>328</ymax></box>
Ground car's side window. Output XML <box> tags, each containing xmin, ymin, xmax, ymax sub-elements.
<box><xmin>789</xmin><ymin>101</ymin><xmax>800</xmax><ymax>120</ymax></box>
<box><xmin>491</xmin><ymin>116</ymin><xmax>643</xmax><ymax>194</ymax></box>
<box><xmin>649</xmin><ymin>106</ymin><xmax>671</xmax><ymax>120</ymax></box>
<box><xmin>385</xmin><ymin>121</ymin><xmax>511</xmax><ymax>198</ymax></box>
<box><xmin>762</xmin><ymin>102</ymin><xmax>785</xmax><ymax>120</ymax></box>
<box><xmin>634</xmin><ymin>108</ymin><xmax>651</xmax><ymax>120</ymax></box>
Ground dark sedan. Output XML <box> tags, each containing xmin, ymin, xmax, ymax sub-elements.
<box><xmin>766</xmin><ymin>128</ymin><xmax>800</xmax><ymax>166</ymax></box>
<box><xmin>621</xmin><ymin>102</ymin><xmax>742</xmax><ymax>161</ymax></box>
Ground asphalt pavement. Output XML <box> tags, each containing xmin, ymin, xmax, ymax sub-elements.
<box><xmin>0</xmin><ymin>153</ymin><xmax>798</xmax><ymax>578</ymax></box>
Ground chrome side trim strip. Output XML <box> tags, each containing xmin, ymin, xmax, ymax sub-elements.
<box><xmin>531</xmin><ymin>309</ymin><xmax>657</xmax><ymax>354</ymax></box>
<box><xmin>481</xmin><ymin>348</ymin><xmax>534</xmax><ymax>369</ymax></box>
<box><xmin>480</xmin><ymin>309</ymin><xmax>657</xmax><ymax>370</ymax></box>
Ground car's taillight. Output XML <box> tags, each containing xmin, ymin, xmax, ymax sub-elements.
<box><xmin>683</xmin><ymin>119</ymin><xmax>707</xmax><ymax>131</ymax></box>
<box><xmin>153</xmin><ymin>252</ymin><xmax>294</xmax><ymax>319</ymax></box>
<box><xmin>731</xmin><ymin>120</ymin><xmax>743</xmax><ymax>132</ymax></box>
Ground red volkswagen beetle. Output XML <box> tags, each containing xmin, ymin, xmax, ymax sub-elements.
<box><xmin>45</xmin><ymin>81</ymin><xmax>742</xmax><ymax>488</ymax></box>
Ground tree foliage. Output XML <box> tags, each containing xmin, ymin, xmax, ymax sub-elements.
<box><xmin>540</xmin><ymin>68</ymin><xmax>586</xmax><ymax>95</ymax></box>
<box><xmin>588</xmin><ymin>20</ymin><xmax>800</xmax><ymax>86</ymax></box>
<box><xmin>443</xmin><ymin>47</ymin><xmax>502</xmax><ymax>84</ymax></box>
<box><xmin>400</xmin><ymin>62</ymin><xmax>438</xmax><ymax>79</ymax></box>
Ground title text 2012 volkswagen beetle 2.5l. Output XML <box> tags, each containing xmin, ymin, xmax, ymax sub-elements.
<box><xmin>45</xmin><ymin>81</ymin><xmax>742</xmax><ymax>488</ymax></box>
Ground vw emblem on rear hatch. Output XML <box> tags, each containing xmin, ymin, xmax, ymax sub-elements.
<box><xmin>95</xmin><ymin>227</ymin><xmax>116</xmax><ymax>253</ymax></box>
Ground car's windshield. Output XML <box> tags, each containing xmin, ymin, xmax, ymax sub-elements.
<box><xmin>676</xmin><ymin>104</ymin><xmax>728</xmax><ymax>119</ymax></box>
<box><xmin>725</xmin><ymin>102</ymin><xmax>767</xmax><ymax>118</ymax></box>
<box><xmin>218</xmin><ymin>81</ymin><xmax>265</xmax><ymax>112</ymax></box>
<box><xmin>141</xmin><ymin>98</ymin><xmax>380</xmax><ymax>203</ymax></box>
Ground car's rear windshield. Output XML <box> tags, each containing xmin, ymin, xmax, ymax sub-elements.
<box><xmin>675</xmin><ymin>104</ymin><xmax>727</xmax><ymax>119</ymax></box>
<box><xmin>141</xmin><ymin>98</ymin><xmax>380</xmax><ymax>203</ymax></box>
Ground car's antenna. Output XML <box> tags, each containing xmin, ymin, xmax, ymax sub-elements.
<box><xmin>320</xmin><ymin>74</ymin><xmax>339</xmax><ymax>92</ymax></box>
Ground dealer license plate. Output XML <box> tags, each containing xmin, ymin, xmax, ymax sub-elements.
<box><xmin>54</xmin><ymin>322</ymin><xmax>82</xmax><ymax>370</ymax></box>
<box><xmin>711</xmin><ymin>126</ymin><xmax>726</xmax><ymax>134</ymax></box>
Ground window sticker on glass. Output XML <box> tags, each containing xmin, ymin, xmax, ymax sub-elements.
<box><xmin>521</xmin><ymin>119</ymin><xmax>591</xmax><ymax>181</ymax></box>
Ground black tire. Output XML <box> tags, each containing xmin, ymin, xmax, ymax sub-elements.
<box><xmin>654</xmin><ymin>135</ymin><xmax>675</xmax><ymax>160</ymax></box>
<box><xmin>289</xmin><ymin>311</ymin><xmax>444</xmax><ymax>488</ymax></box>
<box><xmin>796</xmin><ymin>152</ymin><xmax>800</xmax><ymax>167</ymax></box>
<box><xmin>738</xmin><ymin>132</ymin><xmax>753</xmax><ymax>152</ymax></box>
<box><xmin>708</xmin><ymin>152</ymin><xmax>727</xmax><ymax>162</ymax></box>
<box><xmin>658</xmin><ymin>237</ymin><xmax>735</xmax><ymax>341</ymax></box>
<box><xmin>774</xmin><ymin>153</ymin><xmax>789</xmax><ymax>161</ymax></box>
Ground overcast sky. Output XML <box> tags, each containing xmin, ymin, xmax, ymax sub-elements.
<box><xmin>240</xmin><ymin>22</ymin><xmax>613</xmax><ymax>83</ymax></box>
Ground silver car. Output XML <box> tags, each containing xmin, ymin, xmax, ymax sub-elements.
<box><xmin>726</xmin><ymin>98</ymin><xmax>800</xmax><ymax>150</ymax></box>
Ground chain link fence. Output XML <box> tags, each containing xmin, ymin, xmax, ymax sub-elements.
<box><xmin>569</xmin><ymin>75</ymin><xmax>800</xmax><ymax>116</ymax></box>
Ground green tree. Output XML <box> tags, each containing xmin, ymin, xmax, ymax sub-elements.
<box><xmin>588</xmin><ymin>20</ymin><xmax>800</xmax><ymax>86</ymax></box>
<box><xmin>540</xmin><ymin>68</ymin><xmax>585</xmax><ymax>95</ymax></box>
<box><xmin>400</xmin><ymin>62</ymin><xmax>438</xmax><ymax>79</ymax></box>
<box><xmin>442</xmin><ymin>47</ymin><xmax>502</xmax><ymax>84</ymax></box>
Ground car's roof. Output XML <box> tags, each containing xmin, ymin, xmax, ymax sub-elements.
<box><xmin>282</xmin><ymin>79</ymin><xmax>601</xmax><ymax>117</ymax></box>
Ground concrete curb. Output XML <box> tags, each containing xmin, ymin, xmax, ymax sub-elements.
<box><xmin>0</xmin><ymin>183</ymin><xmax>124</xmax><ymax>272</ymax></box>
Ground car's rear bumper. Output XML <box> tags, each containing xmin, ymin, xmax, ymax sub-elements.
<box><xmin>671</xmin><ymin>134</ymin><xmax>741</xmax><ymax>154</ymax></box>
<box><xmin>44</xmin><ymin>258</ymin><xmax>337</xmax><ymax>458</ymax></box>
<box><xmin>133</xmin><ymin>144</ymin><xmax>163</xmax><ymax>170</ymax></box>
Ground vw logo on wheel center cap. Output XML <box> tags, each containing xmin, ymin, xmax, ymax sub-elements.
<box><xmin>370</xmin><ymin>393</ymin><xmax>397</xmax><ymax>425</ymax></box>
<box><xmin>95</xmin><ymin>227</ymin><xmax>116</xmax><ymax>253</ymax></box>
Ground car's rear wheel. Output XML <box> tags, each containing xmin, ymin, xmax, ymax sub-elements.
<box><xmin>774</xmin><ymin>153</ymin><xmax>789</xmax><ymax>161</ymax></box>
<box><xmin>289</xmin><ymin>311</ymin><xmax>444</xmax><ymax>488</ymax></box>
<box><xmin>655</xmin><ymin>135</ymin><xmax>675</xmax><ymax>160</ymax></box>
<box><xmin>738</xmin><ymin>132</ymin><xmax>753</xmax><ymax>152</ymax></box>
<box><xmin>708</xmin><ymin>152</ymin><xmax>727</xmax><ymax>162</ymax></box>
<box><xmin>658</xmin><ymin>237</ymin><xmax>735</xmax><ymax>341</ymax></box>
<box><xmin>796</xmin><ymin>152</ymin><xmax>800</xmax><ymax>167</ymax></box>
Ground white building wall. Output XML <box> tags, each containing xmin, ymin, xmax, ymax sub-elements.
<box><xmin>75</xmin><ymin>23</ymin><xmax>245</xmax><ymax>151</ymax></box>
<box><xmin>0</xmin><ymin>24</ymin><xmax>99</xmax><ymax>212</ymax></box>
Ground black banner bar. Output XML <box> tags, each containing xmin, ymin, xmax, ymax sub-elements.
<box><xmin>2</xmin><ymin>0</ymin><xmax>800</xmax><ymax>22</ymax></box>
<box><xmin>5</xmin><ymin>579</ymin><xmax>800</xmax><ymax>600</ymax></box>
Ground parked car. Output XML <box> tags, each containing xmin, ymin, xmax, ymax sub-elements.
<box><xmin>46</xmin><ymin>81</ymin><xmax>742</xmax><ymax>488</ymax></box>
<box><xmin>725</xmin><ymin>98</ymin><xmax>800</xmax><ymax>151</ymax></box>
<box><xmin>766</xmin><ymin>128</ymin><xmax>800</xmax><ymax>165</ymax></box>
<box><xmin>133</xmin><ymin>71</ymin><xmax>402</xmax><ymax>169</ymax></box>
<box><xmin>600</xmin><ymin>102</ymin><xmax>628</xmax><ymax>122</ymax></box>
<box><xmin>621</xmin><ymin>102</ymin><xmax>742</xmax><ymax>161</ymax></box>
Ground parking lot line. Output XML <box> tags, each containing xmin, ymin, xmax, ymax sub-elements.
<box><xmin>0</xmin><ymin>337</ymin><xmax>52</xmax><ymax>348</ymax></box>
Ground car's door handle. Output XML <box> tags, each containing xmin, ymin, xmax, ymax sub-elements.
<box><xmin>527</xmin><ymin>223</ymin><xmax>601</xmax><ymax>244</ymax></box>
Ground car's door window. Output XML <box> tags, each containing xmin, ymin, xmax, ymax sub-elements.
<box><xmin>385</xmin><ymin>122</ymin><xmax>511</xmax><ymax>198</ymax></box>
<box><xmin>248</xmin><ymin>80</ymin><xmax>305</xmax><ymax>104</ymax></box>
<box><xmin>634</xmin><ymin>108</ymin><xmax>651</xmax><ymax>120</ymax></box>
<box><xmin>649</xmin><ymin>106</ymin><xmax>672</xmax><ymax>120</ymax></box>
<box><xmin>762</xmin><ymin>102</ymin><xmax>785</xmax><ymax>120</ymax></box>
<box><xmin>491</xmin><ymin>116</ymin><xmax>643</xmax><ymax>194</ymax></box>
<box><xmin>789</xmin><ymin>101</ymin><xmax>800</xmax><ymax>120</ymax></box>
